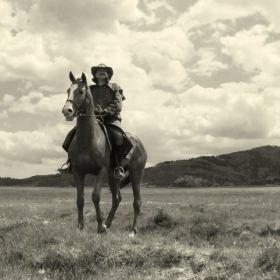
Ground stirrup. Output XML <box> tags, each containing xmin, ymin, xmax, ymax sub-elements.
<box><xmin>57</xmin><ymin>163</ymin><xmax>70</xmax><ymax>174</ymax></box>
<box><xmin>114</xmin><ymin>166</ymin><xmax>125</xmax><ymax>179</ymax></box>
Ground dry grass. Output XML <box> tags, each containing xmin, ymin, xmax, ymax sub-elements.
<box><xmin>1</xmin><ymin>186</ymin><xmax>280</xmax><ymax>279</ymax></box>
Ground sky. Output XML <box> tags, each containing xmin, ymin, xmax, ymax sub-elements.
<box><xmin>1</xmin><ymin>0</ymin><xmax>280</xmax><ymax>178</ymax></box>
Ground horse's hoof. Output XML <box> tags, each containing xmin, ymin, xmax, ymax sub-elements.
<box><xmin>98</xmin><ymin>225</ymin><xmax>107</xmax><ymax>234</ymax></box>
<box><xmin>129</xmin><ymin>231</ymin><xmax>136</xmax><ymax>238</ymax></box>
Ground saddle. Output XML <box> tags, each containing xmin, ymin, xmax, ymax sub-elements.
<box><xmin>97</xmin><ymin>120</ymin><xmax>134</xmax><ymax>158</ymax></box>
<box><xmin>62</xmin><ymin>122</ymin><xmax>135</xmax><ymax>160</ymax></box>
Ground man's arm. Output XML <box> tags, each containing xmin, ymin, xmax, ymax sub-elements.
<box><xmin>103</xmin><ymin>83</ymin><xmax>124</xmax><ymax>116</ymax></box>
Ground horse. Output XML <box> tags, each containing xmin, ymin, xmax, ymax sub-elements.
<box><xmin>61</xmin><ymin>72</ymin><xmax>147</xmax><ymax>236</ymax></box>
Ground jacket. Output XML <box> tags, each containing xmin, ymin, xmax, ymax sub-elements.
<box><xmin>90</xmin><ymin>83</ymin><xmax>125</xmax><ymax>128</ymax></box>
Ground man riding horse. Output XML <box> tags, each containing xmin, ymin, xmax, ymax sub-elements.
<box><xmin>58</xmin><ymin>63</ymin><xmax>131</xmax><ymax>179</ymax></box>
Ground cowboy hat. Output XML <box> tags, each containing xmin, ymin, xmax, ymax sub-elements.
<box><xmin>91</xmin><ymin>63</ymin><xmax>113</xmax><ymax>83</ymax></box>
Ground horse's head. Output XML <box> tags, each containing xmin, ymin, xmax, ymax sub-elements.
<box><xmin>62</xmin><ymin>72</ymin><xmax>90</xmax><ymax>121</ymax></box>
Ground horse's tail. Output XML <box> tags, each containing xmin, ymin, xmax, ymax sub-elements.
<box><xmin>120</xmin><ymin>174</ymin><xmax>130</xmax><ymax>189</ymax></box>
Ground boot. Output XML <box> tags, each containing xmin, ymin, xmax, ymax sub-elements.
<box><xmin>57</xmin><ymin>159</ymin><xmax>72</xmax><ymax>175</ymax></box>
<box><xmin>114</xmin><ymin>145</ymin><xmax>125</xmax><ymax>179</ymax></box>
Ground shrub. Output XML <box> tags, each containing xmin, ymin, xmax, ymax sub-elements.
<box><xmin>189</xmin><ymin>213</ymin><xmax>227</xmax><ymax>241</ymax></box>
<box><xmin>39</xmin><ymin>237</ymin><xmax>59</xmax><ymax>246</ymax></box>
<box><xmin>255</xmin><ymin>244</ymin><xmax>280</xmax><ymax>272</ymax></box>
<box><xmin>152</xmin><ymin>248</ymin><xmax>183</xmax><ymax>268</ymax></box>
<box><xmin>152</xmin><ymin>208</ymin><xmax>178</xmax><ymax>229</ymax></box>
<box><xmin>258</xmin><ymin>225</ymin><xmax>280</xmax><ymax>237</ymax></box>
<box><xmin>5</xmin><ymin>250</ymin><xmax>26</xmax><ymax>265</ymax></box>
<box><xmin>174</xmin><ymin>175</ymin><xmax>204</xmax><ymax>187</ymax></box>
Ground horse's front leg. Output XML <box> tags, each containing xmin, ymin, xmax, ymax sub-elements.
<box><xmin>105</xmin><ymin>170</ymin><xmax>122</xmax><ymax>229</ymax></box>
<box><xmin>73</xmin><ymin>170</ymin><xmax>85</xmax><ymax>230</ymax></box>
<box><xmin>92</xmin><ymin>168</ymin><xmax>107</xmax><ymax>234</ymax></box>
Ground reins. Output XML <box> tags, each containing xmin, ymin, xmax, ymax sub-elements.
<box><xmin>67</xmin><ymin>84</ymin><xmax>106</xmax><ymax>119</ymax></box>
<box><xmin>77</xmin><ymin>113</ymin><xmax>106</xmax><ymax>118</ymax></box>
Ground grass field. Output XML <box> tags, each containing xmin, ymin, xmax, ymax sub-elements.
<box><xmin>1</xmin><ymin>185</ymin><xmax>280</xmax><ymax>279</ymax></box>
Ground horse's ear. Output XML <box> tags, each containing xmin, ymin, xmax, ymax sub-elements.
<box><xmin>69</xmin><ymin>71</ymin><xmax>76</xmax><ymax>83</ymax></box>
<box><xmin>81</xmin><ymin>72</ymin><xmax>87</xmax><ymax>84</ymax></box>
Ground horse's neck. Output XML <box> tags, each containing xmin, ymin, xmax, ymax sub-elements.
<box><xmin>76</xmin><ymin>90</ymin><xmax>101</xmax><ymax>148</ymax></box>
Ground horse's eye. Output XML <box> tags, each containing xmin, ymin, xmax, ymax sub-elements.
<box><xmin>80</xmin><ymin>90</ymin><xmax>84</xmax><ymax>94</ymax></box>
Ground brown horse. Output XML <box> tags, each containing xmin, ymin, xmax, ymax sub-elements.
<box><xmin>61</xmin><ymin>72</ymin><xmax>147</xmax><ymax>236</ymax></box>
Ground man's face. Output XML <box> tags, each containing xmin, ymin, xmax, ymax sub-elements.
<box><xmin>96</xmin><ymin>68</ymin><xmax>109</xmax><ymax>79</ymax></box>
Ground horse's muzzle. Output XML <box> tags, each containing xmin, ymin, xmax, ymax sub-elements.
<box><xmin>62</xmin><ymin>103</ymin><xmax>75</xmax><ymax>121</ymax></box>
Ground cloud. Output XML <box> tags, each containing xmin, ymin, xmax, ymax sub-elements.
<box><xmin>191</xmin><ymin>48</ymin><xmax>229</xmax><ymax>77</ymax></box>
<box><xmin>0</xmin><ymin>156</ymin><xmax>63</xmax><ymax>179</ymax></box>
<box><xmin>1</xmin><ymin>0</ymin><xmax>280</xmax><ymax>179</ymax></box>
<box><xmin>177</xmin><ymin>0</ymin><xmax>250</xmax><ymax>31</ymax></box>
<box><xmin>221</xmin><ymin>0</ymin><xmax>280</xmax><ymax>33</ymax></box>
<box><xmin>221</xmin><ymin>25</ymin><xmax>268</xmax><ymax>72</ymax></box>
<box><xmin>0</xmin><ymin>0</ymin><xmax>149</xmax><ymax>89</ymax></box>
<box><xmin>147</xmin><ymin>53</ymin><xmax>191</xmax><ymax>92</ymax></box>
<box><xmin>0</xmin><ymin>122</ymin><xmax>68</xmax><ymax>165</ymax></box>
<box><xmin>0</xmin><ymin>28</ymin><xmax>74</xmax><ymax>87</ymax></box>
<box><xmin>27</xmin><ymin>0</ymin><xmax>149</xmax><ymax>35</ymax></box>
<box><xmin>2</xmin><ymin>92</ymin><xmax>65</xmax><ymax>115</ymax></box>
<box><xmin>164</xmin><ymin>83</ymin><xmax>279</xmax><ymax>141</ymax></box>
<box><xmin>129</xmin><ymin>25</ymin><xmax>195</xmax><ymax>91</ymax></box>
<box><xmin>2</xmin><ymin>94</ymin><xmax>15</xmax><ymax>105</ymax></box>
<box><xmin>131</xmin><ymin>26</ymin><xmax>194</xmax><ymax>63</ymax></box>
<box><xmin>0</xmin><ymin>111</ymin><xmax>8</xmax><ymax>118</ymax></box>
<box><xmin>221</xmin><ymin>24</ymin><xmax>280</xmax><ymax>88</ymax></box>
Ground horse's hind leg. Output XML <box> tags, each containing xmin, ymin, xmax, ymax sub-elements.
<box><xmin>104</xmin><ymin>171</ymin><xmax>121</xmax><ymax>229</ymax></box>
<box><xmin>129</xmin><ymin>169</ymin><xmax>143</xmax><ymax>237</ymax></box>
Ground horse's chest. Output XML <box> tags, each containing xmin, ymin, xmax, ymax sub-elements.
<box><xmin>68</xmin><ymin>140</ymin><xmax>107</xmax><ymax>173</ymax></box>
<box><xmin>76</xmin><ymin>152</ymin><xmax>101</xmax><ymax>168</ymax></box>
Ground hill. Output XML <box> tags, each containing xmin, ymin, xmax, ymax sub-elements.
<box><xmin>143</xmin><ymin>145</ymin><xmax>280</xmax><ymax>187</ymax></box>
<box><xmin>1</xmin><ymin>145</ymin><xmax>280</xmax><ymax>187</ymax></box>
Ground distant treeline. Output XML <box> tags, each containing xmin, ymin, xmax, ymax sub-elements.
<box><xmin>0</xmin><ymin>173</ymin><xmax>108</xmax><ymax>188</ymax></box>
<box><xmin>2</xmin><ymin>145</ymin><xmax>280</xmax><ymax>188</ymax></box>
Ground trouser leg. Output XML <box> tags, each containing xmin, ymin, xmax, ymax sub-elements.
<box><xmin>114</xmin><ymin>144</ymin><xmax>125</xmax><ymax>179</ymax></box>
<box><xmin>112</xmin><ymin>129</ymin><xmax>125</xmax><ymax>179</ymax></box>
<box><xmin>115</xmin><ymin>144</ymin><xmax>125</xmax><ymax>167</ymax></box>
<box><xmin>62</xmin><ymin>127</ymin><xmax>76</xmax><ymax>152</ymax></box>
<box><xmin>58</xmin><ymin>127</ymin><xmax>76</xmax><ymax>174</ymax></box>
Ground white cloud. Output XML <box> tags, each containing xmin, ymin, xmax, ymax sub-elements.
<box><xmin>147</xmin><ymin>53</ymin><xmax>190</xmax><ymax>91</ymax></box>
<box><xmin>0</xmin><ymin>122</ymin><xmax>68</xmax><ymax>165</ymax></box>
<box><xmin>0</xmin><ymin>156</ymin><xmax>63</xmax><ymax>179</ymax></box>
<box><xmin>145</xmin><ymin>0</ymin><xmax>176</xmax><ymax>15</ymax></box>
<box><xmin>191</xmin><ymin>48</ymin><xmax>228</xmax><ymax>77</ymax></box>
<box><xmin>0</xmin><ymin>0</ymin><xmax>149</xmax><ymax>90</ymax></box>
<box><xmin>221</xmin><ymin>0</ymin><xmax>280</xmax><ymax>33</ymax></box>
<box><xmin>2</xmin><ymin>92</ymin><xmax>65</xmax><ymax>115</ymax></box>
<box><xmin>2</xmin><ymin>94</ymin><xmax>15</xmax><ymax>106</ymax></box>
<box><xmin>221</xmin><ymin>25</ymin><xmax>280</xmax><ymax>88</ymax></box>
<box><xmin>1</xmin><ymin>0</ymin><xmax>280</xmax><ymax>179</ymax></box>
<box><xmin>177</xmin><ymin>0</ymin><xmax>250</xmax><ymax>31</ymax></box>
<box><xmin>163</xmin><ymin>83</ymin><xmax>279</xmax><ymax>141</ymax></box>
<box><xmin>24</xmin><ymin>81</ymin><xmax>32</xmax><ymax>90</ymax></box>
<box><xmin>0</xmin><ymin>110</ymin><xmax>8</xmax><ymax>118</ymax></box>
<box><xmin>27</xmin><ymin>0</ymin><xmax>149</xmax><ymax>35</ymax></box>
<box><xmin>132</xmin><ymin>26</ymin><xmax>195</xmax><ymax>63</ymax></box>
<box><xmin>221</xmin><ymin>25</ymin><xmax>268</xmax><ymax>72</ymax></box>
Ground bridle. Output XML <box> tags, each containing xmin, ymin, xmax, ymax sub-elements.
<box><xmin>66</xmin><ymin>83</ymin><xmax>105</xmax><ymax>119</ymax></box>
<box><xmin>65</xmin><ymin>82</ymin><xmax>92</xmax><ymax>118</ymax></box>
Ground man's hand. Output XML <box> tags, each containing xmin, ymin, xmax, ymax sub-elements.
<box><xmin>101</xmin><ymin>109</ymin><xmax>110</xmax><ymax>116</ymax></box>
